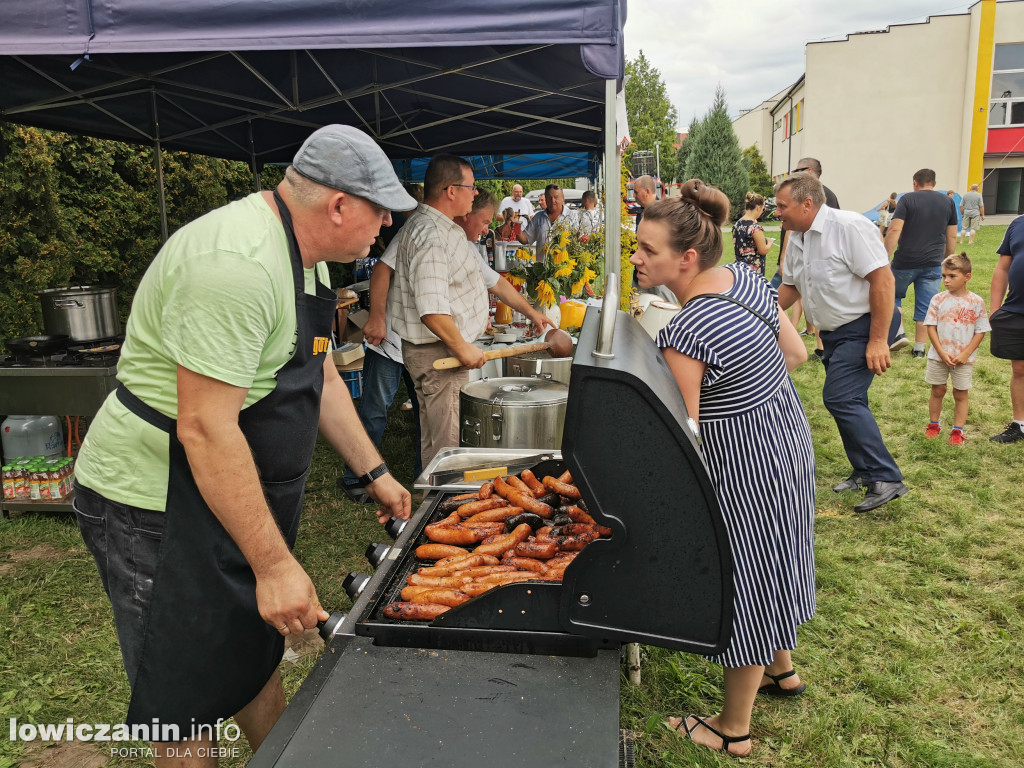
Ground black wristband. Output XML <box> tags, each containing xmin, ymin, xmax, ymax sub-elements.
<box><xmin>359</xmin><ymin>462</ymin><xmax>389</xmax><ymax>486</ymax></box>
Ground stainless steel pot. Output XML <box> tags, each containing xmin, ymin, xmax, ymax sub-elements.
<box><xmin>459</xmin><ymin>377</ymin><xmax>567</xmax><ymax>449</ymax></box>
<box><xmin>36</xmin><ymin>286</ymin><xmax>120</xmax><ymax>342</ymax></box>
<box><xmin>506</xmin><ymin>351</ymin><xmax>572</xmax><ymax>385</ymax></box>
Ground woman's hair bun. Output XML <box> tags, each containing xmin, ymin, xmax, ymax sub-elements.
<box><xmin>679</xmin><ymin>179</ymin><xmax>729</xmax><ymax>226</ymax></box>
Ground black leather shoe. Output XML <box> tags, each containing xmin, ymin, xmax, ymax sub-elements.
<box><xmin>833</xmin><ymin>474</ymin><xmax>865</xmax><ymax>493</ymax></box>
<box><xmin>854</xmin><ymin>481</ymin><xmax>909</xmax><ymax>512</ymax></box>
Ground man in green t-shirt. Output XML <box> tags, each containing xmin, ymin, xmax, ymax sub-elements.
<box><xmin>74</xmin><ymin>125</ymin><xmax>416</xmax><ymax>764</ymax></box>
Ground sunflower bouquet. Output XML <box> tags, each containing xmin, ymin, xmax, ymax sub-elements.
<box><xmin>506</xmin><ymin>224</ymin><xmax>601</xmax><ymax>309</ymax></box>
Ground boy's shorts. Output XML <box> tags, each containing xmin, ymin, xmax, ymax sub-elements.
<box><xmin>925</xmin><ymin>358</ymin><xmax>973</xmax><ymax>390</ymax></box>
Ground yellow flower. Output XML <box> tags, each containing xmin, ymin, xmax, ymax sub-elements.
<box><xmin>515</xmin><ymin>248</ymin><xmax>535</xmax><ymax>262</ymax></box>
<box><xmin>535</xmin><ymin>280</ymin><xmax>556</xmax><ymax>308</ymax></box>
<box><xmin>558</xmin><ymin>230</ymin><xmax>571</xmax><ymax>249</ymax></box>
<box><xmin>551</xmin><ymin>248</ymin><xmax>568</xmax><ymax>265</ymax></box>
<box><xmin>506</xmin><ymin>273</ymin><xmax>526</xmax><ymax>288</ymax></box>
<box><xmin>583</xmin><ymin>267</ymin><xmax>597</xmax><ymax>285</ymax></box>
<box><xmin>571</xmin><ymin>277</ymin><xmax>585</xmax><ymax>296</ymax></box>
<box><xmin>552</xmin><ymin>259</ymin><xmax>576</xmax><ymax>279</ymax></box>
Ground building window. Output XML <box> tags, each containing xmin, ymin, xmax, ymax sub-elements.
<box><xmin>982</xmin><ymin>168</ymin><xmax>1024</xmax><ymax>215</ymax></box>
<box><xmin>990</xmin><ymin>44</ymin><xmax>1024</xmax><ymax>127</ymax></box>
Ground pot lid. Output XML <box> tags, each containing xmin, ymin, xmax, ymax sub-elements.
<box><xmin>35</xmin><ymin>285</ymin><xmax>116</xmax><ymax>297</ymax></box>
<box><xmin>461</xmin><ymin>376</ymin><xmax>567</xmax><ymax>405</ymax></box>
<box><xmin>507</xmin><ymin>350</ymin><xmax>572</xmax><ymax>363</ymax></box>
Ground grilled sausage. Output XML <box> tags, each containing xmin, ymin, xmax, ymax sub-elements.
<box><xmin>504</xmin><ymin>556</ymin><xmax>549</xmax><ymax>573</ymax></box>
<box><xmin>562</xmin><ymin>505</ymin><xmax>596</xmax><ymax>524</ymax></box>
<box><xmin>557</xmin><ymin>470</ymin><xmax>573</xmax><ymax>484</ymax></box>
<box><xmin>474</xmin><ymin>571</ymin><xmax>543</xmax><ymax>586</ymax></box>
<box><xmin>436</xmin><ymin>495</ymin><xmax>483</xmax><ymax>514</ymax></box>
<box><xmin>505</xmin><ymin>488</ymin><xmax>554</xmax><ymax>518</ymax></box>
<box><xmin>452</xmin><ymin>565</ymin><xmax>516</xmax><ymax>579</ymax></box>
<box><xmin>407</xmin><ymin>573</ymin><xmax>474</xmax><ymax>587</ymax></box>
<box><xmin>504</xmin><ymin>512</ymin><xmax>546</xmax><ymax>532</ymax></box>
<box><xmin>464</xmin><ymin>507</ymin><xmax>523</xmax><ymax>523</ymax></box>
<box><xmin>383</xmin><ymin>602</ymin><xmax>449</xmax><ymax>620</ymax></box>
<box><xmin>462</xmin><ymin>582</ymin><xmax>497</xmax><ymax>597</ymax></box>
<box><xmin>452</xmin><ymin>499</ymin><xmax>507</xmax><ymax>518</ymax></box>
<box><xmin>472</xmin><ymin>523</ymin><xmax>533</xmax><ymax>556</ymax></box>
<box><xmin>552</xmin><ymin>531</ymin><xmax>599</xmax><ymax>551</ymax></box>
<box><xmin>424</xmin><ymin>523</ymin><xmax>487</xmax><ymax>546</ymax></box>
<box><xmin>400</xmin><ymin>585</ymin><xmax>437</xmax><ymax>600</ymax></box>
<box><xmin>519</xmin><ymin>469</ymin><xmax>547</xmax><ymax>496</ymax></box>
<box><xmin>492</xmin><ymin>474</ymin><xmax>514</xmax><ymax>500</ymax></box>
<box><xmin>415</xmin><ymin>543</ymin><xmax>468</xmax><ymax>560</ymax></box>
<box><xmin>536</xmin><ymin>492</ymin><xmax>561</xmax><ymax>508</ymax></box>
<box><xmin>513</xmin><ymin>540</ymin><xmax>559</xmax><ymax>559</ymax></box>
<box><xmin>506</xmin><ymin>475</ymin><xmax>535</xmax><ymax>496</ymax></box>
<box><xmin>418</xmin><ymin>554</ymin><xmax>489</xmax><ymax>576</ymax></box>
<box><xmin>409</xmin><ymin>589</ymin><xmax>471</xmax><ymax>607</ymax></box>
<box><xmin>434</xmin><ymin>552</ymin><xmax>499</xmax><ymax>568</ymax></box>
<box><xmin>542</xmin><ymin>476</ymin><xmax>581</xmax><ymax>499</ymax></box>
<box><xmin>478</xmin><ymin>482</ymin><xmax>494</xmax><ymax>500</ymax></box>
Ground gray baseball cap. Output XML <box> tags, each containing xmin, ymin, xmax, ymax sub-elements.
<box><xmin>292</xmin><ymin>125</ymin><xmax>418</xmax><ymax>212</ymax></box>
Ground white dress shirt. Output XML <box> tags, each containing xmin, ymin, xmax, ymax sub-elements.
<box><xmin>521</xmin><ymin>208</ymin><xmax>580</xmax><ymax>263</ymax></box>
<box><xmin>497</xmin><ymin>196</ymin><xmax>535</xmax><ymax>221</ymax></box>
<box><xmin>782</xmin><ymin>205</ymin><xmax>889</xmax><ymax>332</ymax></box>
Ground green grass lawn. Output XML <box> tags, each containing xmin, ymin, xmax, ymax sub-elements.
<box><xmin>1</xmin><ymin>224</ymin><xmax>1021</xmax><ymax>767</ymax></box>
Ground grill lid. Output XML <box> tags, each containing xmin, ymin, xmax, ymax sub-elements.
<box><xmin>554</xmin><ymin>307</ymin><xmax>734</xmax><ymax>654</ymax></box>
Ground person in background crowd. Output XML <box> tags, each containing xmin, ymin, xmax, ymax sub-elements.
<box><xmin>775</xmin><ymin>172</ymin><xmax>909</xmax><ymax>513</ymax></box>
<box><xmin>959</xmin><ymin>183</ymin><xmax>985</xmax><ymax>245</ymax></box>
<box><xmin>921</xmin><ymin>252</ymin><xmax>990</xmax><ymax>445</ymax></box>
<box><xmin>877</xmin><ymin>192</ymin><xmax>897</xmax><ymax>237</ymax></box>
<box><xmin>989</xmin><ymin>213</ymin><xmax>1024</xmax><ymax>443</ymax></box>
<box><xmin>340</xmin><ymin>185</ymin><xmax>426</xmax><ymax>503</ymax></box>
<box><xmin>773</xmin><ymin>158</ymin><xmax>838</xmax><ymax>358</ymax></box>
<box><xmin>517</xmin><ymin>183</ymin><xmax>580</xmax><ymax>262</ymax></box>
<box><xmin>536</xmin><ymin>192</ymin><xmax>547</xmax><ymax>212</ymax></box>
<box><xmin>884</xmin><ymin>168</ymin><xmax>958</xmax><ymax>358</ymax></box>
<box><xmin>454</xmin><ymin>188</ymin><xmax>554</xmax><ymax>335</ymax></box>
<box><xmin>948</xmin><ymin>190</ymin><xmax>962</xmax><ymax>243</ymax></box>
<box><xmin>389</xmin><ymin>154</ymin><xmax>487</xmax><ymax>467</ymax></box>
<box><xmin>579</xmin><ymin>189</ymin><xmax>602</xmax><ymax>237</ymax></box>
<box><xmin>632</xmin><ymin>174</ymin><xmax>658</xmax><ymax>229</ymax></box>
<box><xmin>732</xmin><ymin>192</ymin><xmax>775</xmax><ymax>277</ymax></box>
<box><xmin>497</xmin><ymin>206</ymin><xmax>523</xmax><ymax>242</ymax></box>
<box><xmin>72</xmin><ymin>125</ymin><xmax>414</xmax><ymax>767</ymax></box>
<box><xmin>497</xmin><ymin>183</ymin><xmax>535</xmax><ymax>223</ymax></box>
<box><xmin>632</xmin><ymin>180</ymin><xmax>814</xmax><ymax>760</ymax></box>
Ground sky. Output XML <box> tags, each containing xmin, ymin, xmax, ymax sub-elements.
<box><xmin>623</xmin><ymin>0</ymin><xmax>980</xmax><ymax>129</ymax></box>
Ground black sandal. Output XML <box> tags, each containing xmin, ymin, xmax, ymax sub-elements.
<box><xmin>679</xmin><ymin>714</ymin><xmax>750</xmax><ymax>758</ymax></box>
<box><xmin>758</xmin><ymin>669</ymin><xmax>806</xmax><ymax>697</ymax></box>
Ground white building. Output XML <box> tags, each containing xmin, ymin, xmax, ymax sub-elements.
<box><xmin>734</xmin><ymin>0</ymin><xmax>1024</xmax><ymax>215</ymax></box>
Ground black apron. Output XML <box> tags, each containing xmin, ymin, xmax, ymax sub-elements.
<box><xmin>120</xmin><ymin>190</ymin><xmax>337</xmax><ymax>732</ymax></box>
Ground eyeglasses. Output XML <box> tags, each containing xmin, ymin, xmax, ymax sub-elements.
<box><xmin>449</xmin><ymin>184</ymin><xmax>478</xmax><ymax>192</ymax></box>
<box><xmin>793</xmin><ymin>167</ymin><xmax>811</xmax><ymax>173</ymax></box>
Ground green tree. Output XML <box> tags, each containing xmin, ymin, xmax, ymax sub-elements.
<box><xmin>624</xmin><ymin>51</ymin><xmax>679</xmax><ymax>183</ymax></box>
<box><xmin>683</xmin><ymin>85</ymin><xmax>748</xmax><ymax>218</ymax></box>
<box><xmin>742</xmin><ymin>144</ymin><xmax>773</xmax><ymax>198</ymax></box>
<box><xmin>675</xmin><ymin>113</ymin><xmax>704</xmax><ymax>184</ymax></box>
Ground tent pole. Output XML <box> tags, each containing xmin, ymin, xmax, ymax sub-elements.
<box><xmin>150</xmin><ymin>89</ymin><xmax>168</xmax><ymax>242</ymax></box>
<box><xmin>594</xmin><ymin>78</ymin><xmax>620</xmax><ymax>359</ymax></box>
<box><xmin>249</xmin><ymin>122</ymin><xmax>262</xmax><ymax>192</ymax></box>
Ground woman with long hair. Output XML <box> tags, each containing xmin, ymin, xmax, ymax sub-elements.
<box><xmin>732</xmin><ymin>192</ymin><xmax>775</xmax><ymax>276</ymax></box>
<box><xmin>631</xmin><ymin>180</ymin><xmax>816</xmax><ymax>758</ymax></box>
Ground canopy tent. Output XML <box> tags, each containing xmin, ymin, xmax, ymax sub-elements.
<box><xmin>397</xmin><ymin>152</ymin><xmax>599</xmax><ymax>182</ymax></box>
<box><xmin>0</xmin><ymin>0</ymin><xmax>623</xmax><ymax>164</ymax></box>
<box><xmin>0</xmin><ymin>0</ymin><xmax>627</xmax><ymax>352</ymax></box>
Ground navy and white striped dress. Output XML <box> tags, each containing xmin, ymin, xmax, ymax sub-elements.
<box><xmin>657</xmin><ymin>262</ymin><xmax>816</xmax><ymax>668</ymax></box>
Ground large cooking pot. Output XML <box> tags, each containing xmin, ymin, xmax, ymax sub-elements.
<box><xmin>506</xmin><ymin>350</ymin><xmax>572</xmax><ymax>385</ymax></box>
<box><xmin>459</xmin><ymin>377</ymin><xmax>567</xmax><ymax>449</ymax></box>
<box><xmin>36</xmin><ymin>286</ymin><xmax>120</xmax><ymax>342</ymax></box>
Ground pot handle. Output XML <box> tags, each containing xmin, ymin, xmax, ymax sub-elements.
<box><xmin>53</xmin><ymin>299</ymin><xmax>85</xmax><ymax>308</ymax></box>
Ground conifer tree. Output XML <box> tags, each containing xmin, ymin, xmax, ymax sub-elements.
<box><xmin>682</xmin><ymin>86</ymin><xmax>749</xmax><ymax>218</ymax></box>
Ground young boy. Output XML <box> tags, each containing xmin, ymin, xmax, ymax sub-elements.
<box><xmin>923</xmin><ymin>253</ymin><xmax>991</xmax><ymax>444</ymax></box>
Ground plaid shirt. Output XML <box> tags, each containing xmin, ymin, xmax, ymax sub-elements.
<box><xmin>389</xmin><ymin>203</ymin><xmax>489</xmax><ymax>345</ymax></box>
<box><xmin>521</xmin><ymin>207</ymin><xmax>580</xmax><ymax>262</ymax></box>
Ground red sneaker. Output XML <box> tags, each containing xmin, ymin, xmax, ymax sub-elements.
<box><xmin>925</xmin><ymin>422</ymin><xmax>941</xmax><ymax>438</ymax></box>
<box><xmin>948</xmin><ymin>430</ymin><xmax>965</xmax><ymax>446</ymax></box>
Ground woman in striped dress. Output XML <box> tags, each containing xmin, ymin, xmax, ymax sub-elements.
<box><xmin>631</xmin><ymin>180</ymin><xmax>816</xmax><ymax>759</ymax></box>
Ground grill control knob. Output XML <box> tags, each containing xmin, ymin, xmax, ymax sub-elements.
<box><xmin>317</xmin><ymin>612</ymin><xmax>347</xmax><ymax>642</ymax></box>
<box><xmin>342</xmin><ymin>572</ymin><xmax>370</xmax><ymax>600</ymax></box>
<box><xmin>384</xmin><ymin>517</ymin><xmax>407</xmax><ymax>539</ymax></box>
<box><xmin>365</xmin><ymin>542</ymin><xmax>392</xmax><ymax>567</ymax></box>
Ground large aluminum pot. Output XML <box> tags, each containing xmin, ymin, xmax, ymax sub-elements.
<box><xmin>460</xmin><ymin>377</ymin><xmax>567</xmax><ymax>449</ymax></box>
<box><xmin>506</xmin><ymin>351</ymin><xmax>572</xmax><ymax>386</ymax></box>
<box><xmin>36</xmin><ymin>286</ymin><xmax>120</xmax><ymax>342</ymax></box>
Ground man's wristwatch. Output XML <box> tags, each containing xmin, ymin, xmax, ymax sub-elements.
<box><xmin>359</xmin><ymin>462</ymin><xmax>390</xmax><ymax>486</ymax></box>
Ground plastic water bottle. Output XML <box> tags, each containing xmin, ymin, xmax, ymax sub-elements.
<box><xmin>1</xmin><ymin>416</ymin><xmax>63</xmax><ymax>464</ymax></box>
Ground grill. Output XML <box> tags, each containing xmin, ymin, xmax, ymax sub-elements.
<box><xmin>253</xmin><ymin>307</ymin><xmax>734</xmax><ymax>767</ymax></box>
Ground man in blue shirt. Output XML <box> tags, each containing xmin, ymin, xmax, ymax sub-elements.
<box><xmin>990</xmin><ymin>214</ymin><xmax>1024</xmax><ymax>442</ymax></box>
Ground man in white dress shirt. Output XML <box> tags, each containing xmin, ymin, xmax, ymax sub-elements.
<box><xmin>775</xmin><ymin>172</ymin><xmax>909</xmax><ymax>513</ymax></box>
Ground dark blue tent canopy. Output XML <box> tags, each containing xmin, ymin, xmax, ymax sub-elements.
<box><xmin>0</xmin><ymin>0</ymin><xmax>625</xmax><ymax>165</ymax></box>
